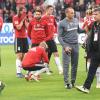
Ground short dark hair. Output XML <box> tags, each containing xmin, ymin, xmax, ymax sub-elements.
<box><xmin>65</xmin><ymin>7</ymin><xmax>74</xmax><ymax>13</ymax></box>
<box><xmin>94</xmin><ymin>7</ymin><xmax>100</xmax><ymax>13</ymax></box>
<box><xmin>46</xmin><ymin>5</ymin><xmax>53</xmax><ymax>10</ymax></box>
<box><xmin>35</xmin><ymin>9</ymin><xmax>42</xmax><ymax>14</ymax></box>
<box><xmin>17</xmin><ymin>6</ymin><xmax>24</xmax><ymax>14</ymax></box>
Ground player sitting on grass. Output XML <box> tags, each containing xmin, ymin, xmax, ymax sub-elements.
<box><xmin>22</xmin><ymin>42</ymin><xmax>50</xmax><ymax>82</ymax></box>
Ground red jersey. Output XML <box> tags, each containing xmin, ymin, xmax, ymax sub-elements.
<box><xmin>22</xmin><ymin>46</ymin><xmax>49</xmax><ymax>68</ymax></box>
<box><xmin>42</xmin><ymin>15</ymin><xmax>57</xmax><ymax>40</ymax></box>
<box><xmin>82</xmin><ymin>15</ymin><xmax>95</xmax><ymax>30</ymax></box>
<box><xmin>28</xmin><ymin>18</ymin><xmax>51</xmax><ymax>44</ymax></box>
<box><xmin>96</xmin><ymin>0</ymin><xmax>100</xmax><ymax>5</ymax></box>
<box><xmin>13</xmin><ymin>14</ymin><xmax>27</xmax><ymax>38</ymax></box>
<box><xmin>0</xmin><ymin>17</ymin><xmax>3</xmax><ymax>31</ymax></box>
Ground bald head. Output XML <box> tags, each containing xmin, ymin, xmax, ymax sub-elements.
<box><xmin>65</xmin><ymin>7</ymin><xmax>75</xmax><ymax>20</ymax></box>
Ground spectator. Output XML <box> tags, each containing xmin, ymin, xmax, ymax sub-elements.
<box><xmin>3</xmin><ymin>0</ymin><xmax>12</xmax><ymax>22</ymax></box>
<box><xmin>25</xmin><ymin>2</ymin><xmax>33</xmax><ymax>13</ymax></box>
<box><xmin>55</xmin><ymin>0</ymin><xmax>62</xmax><ymax>16</ymax></box>
<box><xmin>15</xmin><ymin>0</ymin><xmax>26</xmax><ymax>7</ymax></box>
<box><xmin>10</xmin><ymin>0</ymin><xmax>16</xmax><ymax>14</ymax></box>
<box><xmin>63</xmin><ymin>0</ymin><xmax>73</xmax><ymax>9</ymax></box>
<box><xmin>0</xmin><ymin>0</ymin><xmax>4</xmax><ymax>9</ymax></box>
<box><xmin>74</xmin><ymin>2</ymin><xmax>80</xmax><ymax>19</ymax></box>
<box><xmin>60</xmin><ymin>8</ymin><xmax>66</xmax><ymax>20</ymax></box>
<box><xmin>79</xmin><ymin>3</ymin><xmax>86</xmax><ymax>18</ymax></box>
<box><xmin>35</xmin><ymin>0</ymin><xmax>44</xmax><ymax>6</ymax></box>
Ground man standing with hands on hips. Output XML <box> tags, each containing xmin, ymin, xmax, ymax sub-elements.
<box><xmin>58</xmin><ymin>7</ymin><xmax>79</xmax><ymax>89</ymax></box>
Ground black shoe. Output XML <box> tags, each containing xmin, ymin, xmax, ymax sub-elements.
<box><xmin>0</xmin><ymin>81</ymin><xmax>5</xmax><ymax>93</ymax></box>
<box><xmin>49</xmin><ymin>70</ymin><xmax>53</xmax><ymax>73</ymax></box>
<box><xmin>65</xmin><ymin>84</ymin><xmax>72</xmax><ymax>89</ymax></box>
<box><xmin>71</xmin><ymin>80</ymin><xmax>75</xmax><ymax>88</ymax></box>
<box><xmin>71</xmin><ymin>82</ymin><xmax>75</xmax><ymax>88</ymax></box>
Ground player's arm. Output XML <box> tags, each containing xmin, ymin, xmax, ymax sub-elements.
<box><xmin>42</xmin><ymin>49</ymin><xmax>49</xmax><ymax>63</ymax></box>
<box><xmin>27</xmin><ymin>22</ymin><xmax>32</xmax><ymax>39</ymax></box>
<box><xmin>24</xmin><ymin>16</ymin><xmax>30</xmax><ymax>29</ymax></box>
<box><xmin>13</xmin><ymin>16</ymin><xmax>25</xmax><ymax>30</ymax></box>
<box><xmin>16</xmin><ymin>17</ymin><xmax>26</xmax><ymax>30</ymax></box>
<box><xmin>54</xmin><ymin>17</ymin><xmax>57</xmax><ymax>33</ymax></box>
<box><xmin>0</xmin><ymin>17</ymin><xmax>3</xmax><ymax>31</ymax></box>
<box><xmin>58</xmin><ymin>22</ymin><xmax>67</xmax><ymax>48</ymax></box>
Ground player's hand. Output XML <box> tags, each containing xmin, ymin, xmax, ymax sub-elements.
<box><xmin>44</xmin><ymin>63</ymin><xmax>49</xmax><ymax>68</ymax></box>
<box><xmin>82</xmin><ymin>42</ymin><xmax>86</xmax><ymax>49</ymax></box>
<box><xmin>64</xmin><ymin>47</ymin><xmax>72</xmax><ymax>54</ymax></box>
<box><xmin>53</xmin><ymin>33</ymin><xmax>57</xmax><ymax>39</ymax></box>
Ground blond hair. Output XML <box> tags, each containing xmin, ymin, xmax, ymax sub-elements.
<box><xmin>39</xmin><ymin>42</ymin><xmax>48</xmax><ymax>49</ymax></box>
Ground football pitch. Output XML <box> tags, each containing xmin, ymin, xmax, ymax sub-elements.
<box><xmin>0</xmin><ymin>45</ymin><xmax>100</xmax><ymax>100</ymax></box>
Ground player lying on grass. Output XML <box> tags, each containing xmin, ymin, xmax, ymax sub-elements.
<box><xmin>22</xmin><ymin>42</ymin><xmax>50</xmax><ymax>82</ymax></box>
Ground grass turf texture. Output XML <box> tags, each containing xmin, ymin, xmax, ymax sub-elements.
<box><xmin>0</xmin><ymin>45</ymin><xmax>100</xmax><ymax>100</ymax></box>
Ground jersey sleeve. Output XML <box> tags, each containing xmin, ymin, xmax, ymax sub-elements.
<box><xmin>42</xmin><ymin>48</ymin><xmax>49</xmax><ymax>63</ymax></box>
<box><xmin>27</xmin><ymin>21</ymin><xmax>32</xmax><ymax>39</ymax></box>
<box><xmin>0</xmin><ymin>17</ymin><xmax>3</xmax><ymax>30</ymax></box>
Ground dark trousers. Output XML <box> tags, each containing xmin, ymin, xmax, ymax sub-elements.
<box><xmin>23</xmin><ymin>66</ymin><xmax>44</xmax><ymax>71</ymax></box>
<box><xmin>83</xmin><ymin>57</ymin><xmax>100</xmax><ymax>89</ymax></box>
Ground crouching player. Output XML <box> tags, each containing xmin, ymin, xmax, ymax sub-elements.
<box><xmin>22</xmin><ymin>42</ymin><xmax>50</xmax><ymax>82</ymax></box>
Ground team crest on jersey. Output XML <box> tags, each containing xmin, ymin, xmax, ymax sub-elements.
<box><xmin>50</xmin><ymin>19</ymin><xmax>53</xmax><ymax>22</ymax></box>
<box><xmin>34</xmin><ymin>24</ymin><xmax>45</xmax><ymax>30</ymax></box>
<box><xmin>37</xmin><ymin>24</ymin><xmax>40</xmax><ymax>27</ymax></box>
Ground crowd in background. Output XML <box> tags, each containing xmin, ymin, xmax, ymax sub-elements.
<box><xmin>0</xmin><ymin>0</ymin><xmax>100</xmax><ymax>23</ymax></box>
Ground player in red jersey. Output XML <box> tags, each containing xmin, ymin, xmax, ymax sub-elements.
<box><xmin>82</xmin><ymin>9</ymin><xmax>95</xmax><ymax>33</ymax></box>
<box><xmin>13</xmin><ymin>6</ymin><xmax>29</xmax><ymax>78</ymax></box>
<box><xmin>28</xmin><ymin>8</ymin><xmax>53</xmax><ymax>75</ymax></box>
<box><xmin>28</xmin><ymin>9</ymin><xmax>52</xmax><ymax>46</ymax></box>
<box><xmin>0</xmin><ymin>16</ymin><xmax>3</xmax><ymax>31</ymax></box>
<box><xmin>42</xmin><ymin>5</ymin><xmax>63</xmax><ymax>74</ymax></box>
<box><xmin>0</xmin><ymin>16</ymin><xmax>3</xmax><ymax>66</ymax></box>
<box><xmin>0</xmin><ymin>17</ymin><xmax>5</xmax><ymax>92</ymax></box>
<box><xmin>22</xmin><ymin>42</ymin><xmax>50</xmax><ymax>82</ymax></box>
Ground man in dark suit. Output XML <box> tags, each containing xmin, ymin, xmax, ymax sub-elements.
<box><xmin>76</xmin><ymin>7</ymin><xmax>100</xmax><ymax>93</ymax></box>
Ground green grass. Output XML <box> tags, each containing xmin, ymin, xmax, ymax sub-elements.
<box><xmin>0</xmin><ymin>45</ymin><xmax>100</xmax><ymax>100</ymax></box>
